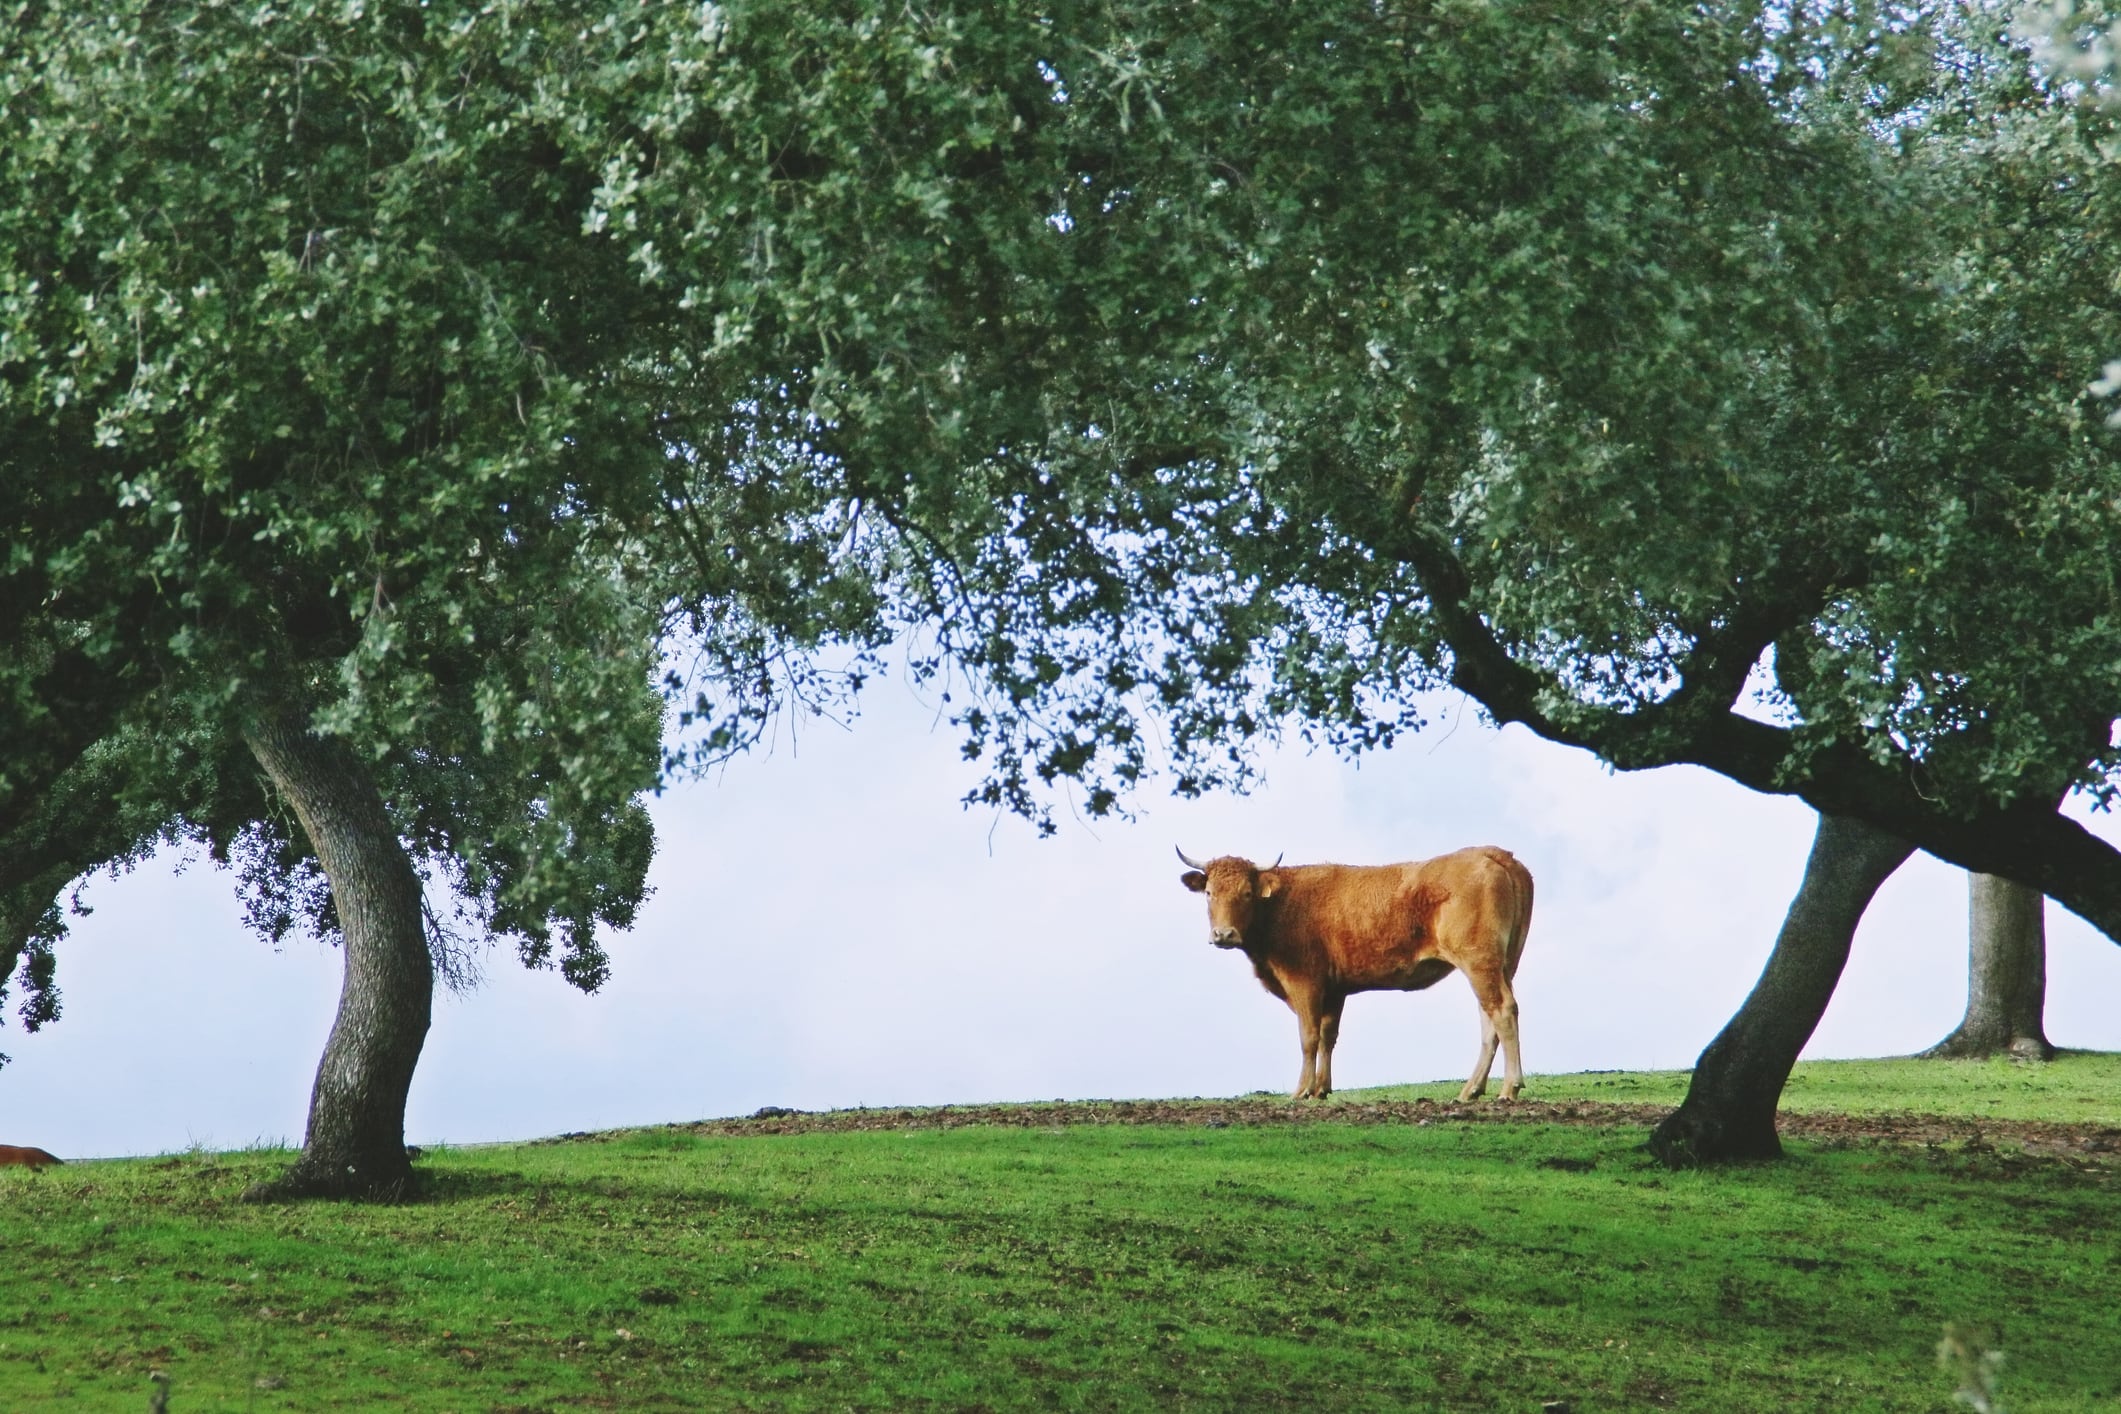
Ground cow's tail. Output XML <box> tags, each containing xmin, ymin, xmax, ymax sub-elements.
<box><xmin>1496</xmin><ymin>850</ymin><xmax>1533</xmax><ymax>982</ymax></box>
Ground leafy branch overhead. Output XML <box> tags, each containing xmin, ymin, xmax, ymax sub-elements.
<box><xmin>7</xmin><ymin>0</ymin><xmax>2121</xmax><ymax>922</ymax></box>
<box><xmin>0</xmin><ymin>0</ymin><xmax>886</xmax><ymax>996</ymax></box>
<box><xmin>571</xmin><ymin>0</ymin><xmax>2121</xmax><ymax>922</ymax></box>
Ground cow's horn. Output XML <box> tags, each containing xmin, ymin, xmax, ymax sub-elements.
<box><xmin>1175</xmin><ymin>846</ymin><xmax>1208</xmax><ymax>871</ymax></box>
<box><xmin>1270</xmin><ymin>852</ymin><xmax>1284</xmax><ymax>869</ymax></box>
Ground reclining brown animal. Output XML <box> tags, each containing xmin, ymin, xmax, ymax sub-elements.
<box><xmin>0</xmin><ymin>1144</ymin><xmax>63</xmax><ymax>1169</ymax></box>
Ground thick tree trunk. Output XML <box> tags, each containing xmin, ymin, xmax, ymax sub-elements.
<box><xmin>1919</xmin><ymin>875</ymin><xmax>2054</xmax><ymax>1060</ymax></box>
<box><xmin>242</xmin><ymin>704</ymin><xmax>431</xmax><ymax>1201</ymax></box>
<box><xmin>1648</xmin><ymin>814</ymin><xmax>1914</xmax><ymax>1167</ymax></box>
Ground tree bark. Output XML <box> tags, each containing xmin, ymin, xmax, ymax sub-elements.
<box><xmin>1648</xmin><ymin>813</ymin><xmax>1914</xmax><ymax>1167</ymax></box>
<box><xmin>1919</xmin><ymin>875</ymin><xmax>2054</xmax><ymax>1061</ymax></box>
<box><xmin>242</xmin><ymin>703</ymin><xmax>431</xmax><ymax>1201</ymax></box>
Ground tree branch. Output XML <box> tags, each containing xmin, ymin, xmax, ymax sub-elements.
<box><xmin>1395</xmin><ymin>521</ymin><xmax>2121</xmax><ymax>943</ymax></box>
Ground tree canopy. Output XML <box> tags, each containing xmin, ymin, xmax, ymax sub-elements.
<box><xmin>12</xmin><ymin>0</ymin><xmax>2120</xmax><ymax>982</ymax></box>
<box><xmin>567</xmin><ymin>0</ymin><xmax>2121</xmax><ymax>929</ymax></box>
<box><xmin>0</xmin><ymin>0</ymin><xmax>890</xmax><ymax>997</ymax></box>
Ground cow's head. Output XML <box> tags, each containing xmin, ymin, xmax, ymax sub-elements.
<box><xmin>1177</xmin><ymin>847</ymin><xmax>1282</xmax><ymax>948</ymax></box>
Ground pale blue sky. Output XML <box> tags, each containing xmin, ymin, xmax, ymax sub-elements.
<box><xmin>7</xmin><ymin>682</ymin><xmax>2119</xmax><ymax>1159</ymax></box>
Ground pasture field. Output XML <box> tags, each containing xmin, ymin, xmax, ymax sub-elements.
<box><xmin>0</xmin><ymin>1056</ymin><xmax>2116</xmax><ymax>1412</ymax></box>
<box><xmin>1370</xmin><ymin>1048</ymin><xmax>2121</xmax><ymax>1125</ymax></box>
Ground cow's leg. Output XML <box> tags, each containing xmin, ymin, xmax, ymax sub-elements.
<box><xmin>1461</xmin><ymin>969</ymin><xmax>1523</xmax><ymax>1102</ymax></box>
<box><xmin>1493</xmin><ymin>977</ymin><xmax>1525</xmax><ymax>1101</ymax></box>
<box><xmin>1461</xmin><ymin>1012</ymin><xmax>1500</xmax><ymax>1103</ymax></box>
<box><xmin>1314</xmin><ymin>997</ymin><xmax>1346</xmax><ymax>1099</ymax></box>
<box><xmin>1288</xmin><ymin>987</ymin><xmax>1325</xmax><ymax>1099</ymax></box>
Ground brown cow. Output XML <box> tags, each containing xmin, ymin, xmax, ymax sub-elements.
<box><xmin>0</xmin><ymin>1144</ymin><xmax>62</xmax><ymax>1169</ymax></box>
<box><xmin>1178</xmin><ymin>845</ymin><xmax>1533</xmax><ymax>1102</ymax></box>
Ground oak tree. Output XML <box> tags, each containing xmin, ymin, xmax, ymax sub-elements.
<box><xmin>0</xmin><ymin>2</ymin><xmax>864</xmax><ymax>1196</ymax></box>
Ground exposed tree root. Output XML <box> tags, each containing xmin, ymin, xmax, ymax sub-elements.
<box><xmin>239</xmin><ymin>1153</ymin><xmax>419</xmax><ymax>1204</ymax></box>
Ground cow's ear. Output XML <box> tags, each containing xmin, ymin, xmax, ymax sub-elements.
<box><xmin>1180</xmin><ymin>870</ymin><xmax>1208</xmax><ymax>893</ymax></box>
<box><xmin>1258</xmin><ymin>871</ymin><xmax>1280</xmax><ymax>899</ymax></box>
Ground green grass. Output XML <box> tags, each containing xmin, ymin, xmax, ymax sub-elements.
<box><xmin>1358</xmin><ymin>1048</ymin><xmax>2121</xmax><ymax>1125</ymax></box>
<box><xmin>2</xmin><ymin>1057</ymin><xmax>2117</xmax><ymax>1411</ymax></box>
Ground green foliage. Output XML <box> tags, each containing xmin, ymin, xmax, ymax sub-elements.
<box><xmin>3</xmin><ymin>1100</ymin><xmax>2118</xmax><ymax>1410</ymax></box>
<box><xmin>8</xmin><ymin>0</ymin><xmax>2120</xmax><ymax>975</ymax></box>
<box><xmin>0</xmin><ymin>1</ymin><xmax>883</xmax><ymax>1007</ymax></box>
<box><xmin>505</xmin><ymin>0</ymin><xmax>2121</xmax><ymax>853</ymax></box>
<box><xmin>1</xmin><ymin>1</ymin><xmax>651</xmax><ymax>693</ymax></box>
<box><xmin>0</xmin><ymin>0</ymin><xmax>679</xmax><ymax>975</ymax></box>
<box><xmin>0</xmin><ymin>715</ymin><xmax>260</xmax><ymax>1048</ymax></box>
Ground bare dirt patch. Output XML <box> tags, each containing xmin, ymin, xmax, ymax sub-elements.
<box><xmin>628</xmin><ymin>1097</ymin><xmax>2121</xmax><ymax>1167</ymax></box>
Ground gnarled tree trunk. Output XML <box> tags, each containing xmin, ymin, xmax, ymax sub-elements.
<box><xmin>1920</xmin><ymin>874</ymin><xmax>2054</xmax><ymax>1061</ymax></box>
<box><xmin>243</xmin><ymin>703</ymin><xmax>431</xmax><ymax>1201</ymax></box>
<box><xmin>1649</xmin><ymin>813</ymin><xmax>1913</xmax><ymax>1167</ymax></box>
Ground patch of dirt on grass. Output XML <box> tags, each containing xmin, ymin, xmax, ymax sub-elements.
<box><xmin>662</xmin><ymin>1096</ymin><xmax>1669</xmax><ymax>1137</ymax></box>
<box><xmin>635</xmin><ymin>1097</ymin><xmax>2121</xmax><ymax>1167</ymax></box>
<box><xmin>1771</xmin><ymin>1107</ymin><xmax>2121</xmax><ymax>1166</ymax></box>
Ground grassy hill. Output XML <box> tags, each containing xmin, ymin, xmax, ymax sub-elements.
<box><xmin>1364</xmin><ymin>1048</ymin><xmax>2121</xmax><ymax>1125</ymax></box>
<box><xmin>3</xmin><ymin>1055</ymin><xmax>2117</xmax><ymax>1411</ymax></box>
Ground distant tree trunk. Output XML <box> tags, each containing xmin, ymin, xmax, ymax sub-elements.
<box><xmin>242</xmin><ymin>703</ymin><xmax>431</xmax><ymax>1201</ymax></box>
<box><xmin>1919</xmin><ymin>874</ymin><xmax>2054</xmax><ymax>1061</ymax></box>
<box><xmin>1649</xmin><ymin>814</ymin><xmax>1914</xmax><ymax>1167</ymax></box>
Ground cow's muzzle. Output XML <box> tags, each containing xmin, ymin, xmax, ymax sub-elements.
<box><xmin>1210</xmin><ymin>927</ymin><xmax>1244</xmax><ymax>948</ymax></box>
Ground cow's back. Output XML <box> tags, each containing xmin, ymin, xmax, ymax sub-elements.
<box><xmin>1265</xmin><ymin>858</ymin><xmax>1453</xmax><ymax>990</ymax></box>
<box><xmin>1267</xmin><ymin>863</ymin><xmax>1412</xmax><ymax>974</ymax></box>
<box><xmin>1269</xmin><ymin>848</ymin><xmax>1530</xmax><ymax>992</ymax></box>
